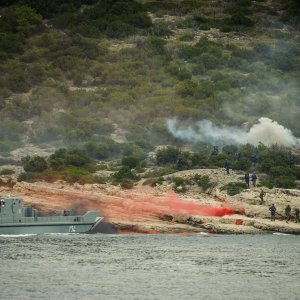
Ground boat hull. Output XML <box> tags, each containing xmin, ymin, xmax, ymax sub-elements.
<box><xmin>0</xmin><ymin>197</ymin><xmax>103</xmax><ymax>235</ymax></box>
<box><xmin>0</xmin><ymin>222</ymin><xmax>96</xmax><ymax>235</ymax></box>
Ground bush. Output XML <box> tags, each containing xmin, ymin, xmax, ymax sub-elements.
<box><xmin>0</xmin><ymin>141</ymin><xmax>21</xmax><ymax>153</ymax></box>
<box><xmin>233</xmin><ymin>157</ymin><xmax>252</xmax><ymax>171</ymax></box>
<box><xmin>113</xmin><ymin>166</ymin><xmax>136</xmax><ymax>181</ymax></box>
<box><xmin>176</xmin><ymin>80</ymin><xmax>197</xmax><ymax>97</ymax></box>
<box><xmin>274</xmin><ymin>176</ymin><xmax>297</xmax><ymax>189</ymax></box>
<box><xmin>17</xmin><ymin>171</ymin><xmax>38</xmax><ymax>182</ymax></box>
<box><xmin>189</xmin><ymin>152</ymin><xmax>209</xmax><ymax>168</ymax></box>
<box><xmin>0</xmin><ymin>169</ymin><xmax>15</xmax><ymax>175</ymax></box>
<box><xmin>23</xmin><ymin>156</ymin><xmax>48</xmax><ymax>173</ymax></box>
<box><xmin>0</xmin><ymin>5</ymin><xmax>43</xmax><ymax>37</ymax></box>
<box><xmin>121</xmin><ymin>155</ymin><xmax>140</xmax><ymax>169</ymax></box>
<box><xmin>228</xmin><ymin>12</ymin><xmax>254</xmax><ymax>27</ymax></box>
<box><xmin>120</xmin><ymin>179</ymin><xmax>135</xmax><ymax>189</ymax></box>
<box><xmin>49</xmin><ymin>148</ymin><xmax>91</xmax><ymax>168</ymax></box>
<box><xmin>208</xmin><ymin>153</ymin><xmax>228</xmax><ymax>168</ymax></box>
<box><xmin>222</xmin><ymin>182</ymin><xmax>247</xmax><ymax>196</ymax></box>
<box><xmin>156</xmin><ymin>147</ymin><xmax>181</xmax><ymax>165</ymax></box>
<box><xmin>173</xmin><ymin>177</ymin><xmax>187</xmax><ymax>193</ymax></box>
<box><xmin>193</xmin><ymin>174</ymin><xmax>213</xmax><ymax>190</ymax></box>
<box><xmin>62</xmin><ymin>167</ymin><xmax>95</xmax><ymax>184</ymax></box>
<box><xmin>259</xmin><ymin>178</ymin><xmax>274</xmax><ymax>189</ymax></box>
<box><xmin>178</xmin><ymin>32</ymin><xmax>194</xmax><ymax>41</ymax></box>
<box><xmin>106</xmin><ymin>21</ymin><xmax>136</xmax><ymax>38</ymax></box>
<box><xmin>145</xmin><ymin>36</ymin><xmax>167</xmax><ymax>55</ymax></box>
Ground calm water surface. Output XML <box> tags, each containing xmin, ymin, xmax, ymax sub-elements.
<box><xmin>0</xmin><ymin>234</ymin><xmax>299</xmax><ymax>300</ymax></box>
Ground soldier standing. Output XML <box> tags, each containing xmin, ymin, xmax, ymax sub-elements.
<box><xmin>224</xmin><ymin>160</ymin><xmax>230</xmax><ymax>175</ymax></box>
<box><xmin>285</xmin><ymin>205</ymin><xmax>291</xmax><ymax>223</ymax></box>
<box><xmin>269</xmin><ymin>204</ymin><xmax>276</xmax><ymax>221</ymax></box>
<box><xmin>259</xmin><ymin>189</ymin><xmax>266</xmax><ymax>205</ymax></box>
<box><xmin>251</xmin><ymin>173</ymin><xmax>257</xmax><ymax>187</ymax></box>
<box><xmin>244</xmin><ymin>173</ymin><xmax>250</xmax><ymax>188</ymax></box>
<box><xmin>211</xmin><ymin>146</ymin><xmax>219</xmax><ymax>156</ymax></box>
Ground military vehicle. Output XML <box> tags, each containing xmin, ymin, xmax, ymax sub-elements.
<box><xmin>0</xmin><ymin>196</ymin><xmax>103</xmax><ymax>235</ymax></box>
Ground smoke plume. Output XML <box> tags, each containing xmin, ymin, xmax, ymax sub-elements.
<box><xmin>166</xmin><ymin>117</ymin><xmax>300</xmax><ymax>147</ymax></box>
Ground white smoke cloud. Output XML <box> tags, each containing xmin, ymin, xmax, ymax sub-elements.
<box><xmin>166</xmin><ymin>117</ymin><xmax>300</xmax><ymax>147</ymax></box>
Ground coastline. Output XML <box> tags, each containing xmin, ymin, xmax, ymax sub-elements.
<box><xmin>1</xmin><ymin>168</ymin><xmax>300</xmax><ymax>235</ymax></box>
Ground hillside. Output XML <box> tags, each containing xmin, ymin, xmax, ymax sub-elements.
<box><xmin>0</xmin><ymin>0</ymin><xmax>299</xmax><ymax>152</ymax></box>
<box><xmin>0</xmin><ymin>0</ymin><xmax>300</xmax><ymax>229</ymax></box>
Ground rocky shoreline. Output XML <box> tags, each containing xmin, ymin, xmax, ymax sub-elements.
<box><xmin>0</xmin><ymin>168</ymin><xmax>300</xmax><ymax>235</ymax></box>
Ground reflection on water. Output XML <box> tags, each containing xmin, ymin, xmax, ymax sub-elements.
<box><xmin>0</xmin><ymin>234</ymin><xmax>299</xmax><ymax>299</ymax></box>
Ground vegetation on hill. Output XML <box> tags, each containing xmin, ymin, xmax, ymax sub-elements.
<box><xmin>18</xmin><ymin>143</ymin><xmax>300</xmax><ymax>191</ymax></box>
<box><xmin>0</xmin><ymin>0</ymin><xmax>299</xmax><ymax>188</ymax></box>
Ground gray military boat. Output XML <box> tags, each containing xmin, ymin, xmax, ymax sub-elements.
<box><xmin>0</xmin><ymin>196</ymin><xmax>103</xmax><ymax>235</ymax></box>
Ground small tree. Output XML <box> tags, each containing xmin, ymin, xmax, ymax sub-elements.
<box><xmin>113</xmin><ymin>166</ymin><xmax>136</xmax><ymax>181</ymax></box>
<box><xmin>156</xmin><ymin>147</ymin><xmax>181</xmax><ymax>165</ymax></box>
<box><xmin>121</xmin><ymin>155</ymin><xmax>140</xmax><ymax>169</ymax></box>
<box><xmin>23</xmin><ymin>155</ymin><xmax>48</xmax><ymax>173</ymax></box>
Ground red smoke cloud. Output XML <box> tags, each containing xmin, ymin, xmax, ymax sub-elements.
<box><xmin>99</xmin><ymin>190</ymin><xmax>235</xmax><ymax>222</ymax></box>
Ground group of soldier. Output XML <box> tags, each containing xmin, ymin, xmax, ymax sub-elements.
<box><xmin>223</xmin><ymin>160</ymin><xmax>258</xmax><ymax>188</ymax></box>
<box><xmin>269</xmin><ymin>204</ymin><xmax>300</xmax><ymax>223</ymax></box>
<box><xmin>244</xmin><ymin>173</ymin><xmax>257</xmax><ymax>188</ymax></box>
<box><xmin>220</xmin><ymin>151</ymin><xmax>299</xmax><ymax>225</ymax></box>
<box><xmin>258</xmin><ymin>191</ymin><xmax>299</xmax><ymax>223</ymax></box>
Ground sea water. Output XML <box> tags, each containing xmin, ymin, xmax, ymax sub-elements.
<box><xmin>0</xmin><ymin>234</ymin><xmax>299</xmax><ymax>300</ymax></box>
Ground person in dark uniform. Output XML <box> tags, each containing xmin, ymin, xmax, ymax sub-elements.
<box><xmin>285</xmin><ymin>205</ymin><xmax>291</xmax><ymax>223</ymax></box>
<box><xmin>269</xmin><ymin>204</ymin><xmax>276</xmax><ymax>221</ymax></box>
<box><xmin>244</xmin><ymin>173</ymin><xmax>250</xmax><ymax>188</ymax></box>
<box><xmin>287</xmin><ymin>150</ymin><xmax>294</xmax><ymax>168</ymax></box>
<box><xmin>211</xmin><ymin>146</ymin><xmax>219</xmax><ymax>156</ymax></box>
<box><xmin>294</xmin><ymin>208</ymin><xmax>300</xmax><ymax>223</ymax></box>
<box><xmin>224</xmin><ymin>160</ymin><xmax>230</xmax><ymax>175</ymax></box>
<box><xmin>251</xmin><ymin>173</ymin><xmax>257</xmax><ymax>187</ymax></box>
<box><xmin>259</xmin><ymin>189</ymin><xmax>266</xmax><ymax>205</ymax></box>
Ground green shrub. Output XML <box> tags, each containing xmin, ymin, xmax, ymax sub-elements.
<box><xmin>0</xmin><ymin>169</ymin><xmax>15</xmax><ymax>175</ymax></box>
<box><xmin>233</xmin><ymin>158</ymin><xmax>252</xmax><ymax>171</ymax></box>
<box><xmin>113</xmin><ymin>166</ymin><xmax>136</xmax><ymax>181</ymax></box>
<box><xmin>106</xmin><ymin>21</ymin><xmax>136</xmax><ymax>38</ymax></box>
<box><xmin>120</xmin><ymin>179</ymin><xmax>135</xmax><ymax>189</ymax></box>
<box><xmin>274</xmin><ymin>176</ymin><xmax>297</xmax><ymax>189</ymax></box>
<box><xmin>208</xmin><ymin>153</ymin><xmax>228</xmax><ymax>168</ymax></box>
<box><xmin>156</xmin><ymin>147</ymin><xmax>181</xmax><ymax>165</ymax></box>
<box><xmin>173</xmin><ymin>176</ymin><xmax>187</xmax><ymax>193</ymax></box>
<box><xmin>228</xmin><ymin>12</ymin><xmax>254</xmax><ymax>27</ymax></box>
<box><xmin>49</xmin><ymin>148</ymin><xmax>91</xmax><ymax>168</ymax></box>
<box><xmin>23</xmin><ymin>155</ymin><xmax>48</xmax><ymax>173</ymax></box>
<box><xmin>269</xmin><ymin>166</ymin><xmax>294</xmax><ymax>178</ymax></box>
<box><xmin>222</xmin><ymin>182</ymin><xmax>247</xmax><ymax>196</ymax></box>
<box><xmin>145</xmin><ymin>36</ymin><xmax>167</xmax><ymax>55</ymax></box>
<box><xmin>121</xmin><ymin>155</ymin><xmax>141</xmax><ymax>169</ymax></box>
<box><xmin>149</xmin><ymin>22</ymin><xmax>173</xmax><ymax>37</ymax></box>
<box><xmin>178</xmin><ymin>32</ymin><xmax>194</xmax><ymax>41</ymax></box>
<box><xmin>61</xmin><ymin>167</ymin><xmax>95</xmax><ymax>184</ymax></box>
<box><xmin>193</xmin><ymin>174</ymin><xmax>213</xmax><ymax>190</ymax></box>
<box><xmin>0</xmin><ymin>141</ymin><xmax>21</xmax><ymax>153</ymax></box>
<box><xmin>17</xmin><ymin>171</ymin><xmax>38</xmax><ymax>182</ymax></box>
<box><xmin>199</xmin><ymin>23</ymin><xmax>210</xmax><ymax>30</ymax></box>
<box><xmin>0</xmin><ymin>5</ymin><xmax>43</xmax><ymax>37</ymax></box>
<box><xmin>188</xmin><ymin>152</ymin><xmax>208</xmax><ymax>168</ymax></box>
<box><xmin>176</xmin><ymin>80</ymin><xmax>197</xmax><ymax>97</ymax></box>
<box><xmin>259</xmin><ymin>178</ymin><xmax>274</xmax><ymax>189</ymax></box>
